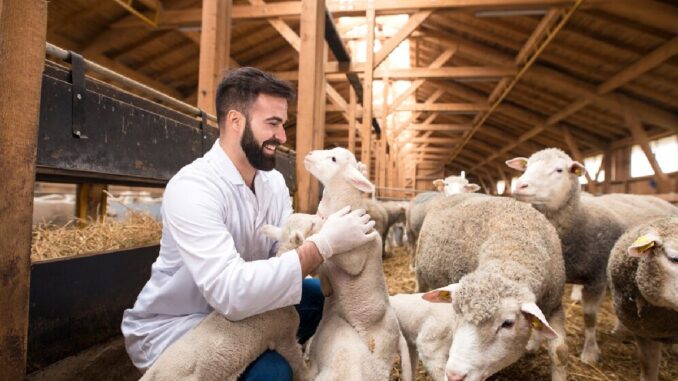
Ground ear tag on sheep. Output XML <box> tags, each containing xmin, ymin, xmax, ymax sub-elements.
<box><xmin>437</xmin><ymin>290</ymin><xmax>452</xmax><ymax>302</ymax></box>
<box><xmin>573</xmin><ymin>167</ymin><xmax>582</xmax><ymax>176</ymax></box>
<box><xmin>520</xmin><ymin>159</ymin><xmax>528</xmax><ymax>168</ymax></box>
<box><xmin>632</xmin><ymin>235</ymin><xmax>655</xmax><ymax>253</ymax></box>
<box><xmin>530</xmin><ymin>318</ymin><xmax>543</xmax><ymax>330</ymax></box>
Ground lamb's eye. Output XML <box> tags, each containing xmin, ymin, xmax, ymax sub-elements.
<box><xmin>501</xmin><ymin>320</ymin><xmax>514</xmax><ymax>329</ymax></box>
<box><xmin>331</xmin><ymin>157</ymin><xmax>337</xmax><ymax>162</ymax></box>
<box><xmin>556</xmin><ymin>168</ymin><xmax>563</xmax><ymax>173</ymax></box>
<box><xmin>668</xmin><ymin>256</ymin><xmax>678</xmax><ymax>264</ymax></box>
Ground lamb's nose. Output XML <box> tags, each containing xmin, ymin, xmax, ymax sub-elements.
<box><xmin>447</xmin><ymin>371</ymin><xmax>467</xmax><ymax>381</ymax></box>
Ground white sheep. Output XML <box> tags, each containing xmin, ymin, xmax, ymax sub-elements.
<box><xmin>506</xmin><ymin>148</ymin><xmax>678</xmax><ymax>364</ymax></box>
<box><xmin>432</xmin><ymin>175</ymin><xmax>481</xmax><ymax>196</ymax></box>
<box><xmin>390</xmin><ymin>292</ymin><xmax>454</xmax><ymax>381</ymax></box>
<box><xmin>303</xmin><ymin>147</ymin><xmax>409</xmax><ymax>381</ymax></box>
<box><xmin>607</xmin><ymin>216</ymin><xmax>678</xmax><ymax>381</ymax></box>
<box><xmin>140</xmin><ymin>216</ymin><xmax>314</xmax><ymax>381</ymax></box>
<box><xmin>415</xmin><ymin>194</ymin><xmax>568</xmax><ymax>381</ymax></box>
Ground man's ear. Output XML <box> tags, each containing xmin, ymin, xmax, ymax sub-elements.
<box><xmin>227</xmin><ymin>110</ymin><xmax>246</xmax><ymax>133</ymax></box>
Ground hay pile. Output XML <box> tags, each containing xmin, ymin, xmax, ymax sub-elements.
<box><xmin>31</xmin><ymin>211</ymin><xmax>162</xmax><ymax>262</ymax></box>
<box><xmin>384</xmin><ymin>248</ymin><xmax>678</xmax><ymax>381</ymax></box>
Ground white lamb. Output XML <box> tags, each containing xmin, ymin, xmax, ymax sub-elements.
<box><xmin>390</xmin><ymin>293</ymin><xmax>454</xmax><ymax>381</ymax></box>
<box><xmin>607</xmin><ymin>216</ymin><xmax>678</xmax><ymax>381</ymax></box>
<box><xmin>303</xmin><ymin>147</ymin><xmax>409</xmax><ymax>381</ymax></box>
<box><xmin>140</xmin><ymin>217</ymin><xmax>313</xmax><ymax>381</ymax></box>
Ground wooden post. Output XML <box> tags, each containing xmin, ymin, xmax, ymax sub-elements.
<box><xmin>76</xmin><ymin>184</ymin><xmax>108</xmax><ymax>224</ymax></box>
<box><xmin>348</xmin><ymin>86</ymin><xmax>357</xmax><ymax>154</ymax></box>
<box><xmin>360</xmin><ymin>2</ymin><xmax>375</xmax><ymax>179</ymax></box>
<box><xmin>603</xmin><ymin>150</ymin><xmax>612</xmax><ymax>194</ymax></box>
<box><xmin>0</xmin><ymin>0</ymin><xmax>47</xmax><ymax>377</ymax></box>
<box><xmin>562</xmin><ymin>127</ymin><xmax>596</xmax><ymax>192</ymax></box>
<box><xmin>197</xmin><ymin>0</ymin><xmax>231</xmax><ymax>114</ymax></box>
<box><xmin>295</xmin><ymin>0</ymin><xmax>326</xmax><ymax>213</ymax></box>
<box><xmin>622</xmin><ymin>101</ymin><xmax>670</xmax><ymax>193</ymax></box>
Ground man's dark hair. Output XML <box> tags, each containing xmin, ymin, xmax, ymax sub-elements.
<box><xmin>215</xmin><ymin>67</ymin><xmax>295</xmax><ymax>125</ymax></box>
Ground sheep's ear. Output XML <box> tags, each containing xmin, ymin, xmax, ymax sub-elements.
<box><xmin>521</xmin><ymin>303</ymin><xmax>558</xmax><ymax>340</ymax></box>
<box><xmin>288</xmin><ymin>230</ymin><xmax>304</xmax><ymax>246</ymax></box>
<box><xmin>506</xmin><ymin>157</ymin><xmax>528</xmax><ymax>172</ymax></box>
<box><xmin>422</xmin><ymin>283</ymin><xmax>459</xmax><ymax>303</ymax></box>
<box><xmin>259</xmin><ymin>224</ymin><xmax>283</xmax><ymax>240</ymax></box>
<box><xmin>343</xmin><ymin>164</ymin><xmax>375</xmax><ymax>193</ymax></box>
<box><xmin>433</xmin><ymin>179</ymin><xmax>445</xmax><ymax>191</ymax></box>
<box><xmin>569</xmin><ymin>161</ymin><xmax>586</xmax><ymax>177</ymax></box>
<box><xmin>628</xmin><ymin>232</ymin><xmax>661</xmax><ymax>257</ymax></box>
<box><xmin>464</xmin><ymin>184</ymin><xmax>481</xmax><ymax>193</ymax></box>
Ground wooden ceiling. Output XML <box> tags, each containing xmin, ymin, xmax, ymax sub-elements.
<box><xmin>45</xmin><ymin>0</ymin><xmax>678</xmax><ymax>185</ymax></box>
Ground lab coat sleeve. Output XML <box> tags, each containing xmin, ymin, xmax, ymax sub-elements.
<box><xmin>162</xmin><ymin>174</ymin><xmax>302</xmax><ymax>321</ymax></box>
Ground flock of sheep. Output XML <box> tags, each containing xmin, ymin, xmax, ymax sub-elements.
<box><xmin>140</xmin><ymin>147</ymin><xmax>677</xmax><ymax>381</ymax></box>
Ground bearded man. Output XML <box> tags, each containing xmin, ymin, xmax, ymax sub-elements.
<box><xmin>121</xmin><ymin>68</ymin><xmax>376</xmax><ymax>380</ymax></box>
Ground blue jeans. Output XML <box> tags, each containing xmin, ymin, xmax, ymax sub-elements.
<box><xmin>239</xmin><ymin>278</ymin><xmax>324</xmax><ymax>381</ymax></box>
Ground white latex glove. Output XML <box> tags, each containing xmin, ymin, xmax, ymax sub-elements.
<box><xmin>306</xmin><ymin>206</ymin><xmax>378</xmax><ymax>260</ymax></box>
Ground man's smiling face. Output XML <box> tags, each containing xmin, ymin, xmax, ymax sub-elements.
<box><xmin>240</xmin><ymin>93</ymin><xmax>288</xmax><ymax>171</ymax></box>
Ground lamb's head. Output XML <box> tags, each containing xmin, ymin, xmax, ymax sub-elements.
<box><xmin>506</xmin><ymin>148</ymin><xmax>585</xmax><ymax>212</ymax></box>
<box><xmin>627</xmin><ymin>217</ymin><xmax>678</xmax><ymax>310</ymax></box>
<box><xmin>423</xmin><ymin>274</ymin><xmax>558</xmax><ymax>381</ymax></box>
<box><xmin>260</xmin><ymin>213</ymin><xmax>322</xmax><ymax>254</ymax></box>
<box><xmin>433</xmin><ymin>175</ymin><xmax>481</xmax><ymax>196</ymax></box>
<box><xmin>303</xmin><ymin>147</ymin><xmax>374</xmax><ymax>193</ymax></box>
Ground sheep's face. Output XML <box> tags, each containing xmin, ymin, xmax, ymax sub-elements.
<box><xmin>423</xmin><ymin>284</ymin><xmax>558</xmax><ymax>381</ymax></box>
<box><xmin>629</xmin><ymin>220</ymin><xmax>678</xmax><ymax>310</ymax></box>
<box><xmin>433</xmin><ymin>176</ymin><xmax>481</xmax><ymax>196</ymax></box>
<box><xmin>304</xmin><ymin>147</ymin><xmax>374</xmax><ymax>193</ymax></box>
<box><xmin>506</xmin><ymin>149</ymin><xmax>585</xmax><ymax>211</ymax></box>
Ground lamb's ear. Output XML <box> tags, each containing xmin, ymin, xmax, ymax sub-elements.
<box><xmin>422</xmin><ymin>283</ymin><xmax>460</xmax><ymax>303</ymax></box>
<box><xmin>259</xmin><ymin>224</ymin><xmax>284</xmax><ymax>240</ymax></box>
<box><xmin>628</xmin><ymin>232</ymin><xmax>661</xmax><ymax>257</ymax></box>
<box><xmin>343</xmin><ymin>164</ymin><xmax>375</xmax><ymax>193</ymax></box>
<box><xmin>464</xmin><ymin>183</ymin><xmax>481</xmax><ymax>193</ymax></box>
<box><xmin>521</xmin><ymin>303</ymin><xmax>558</xmax><ymax>340</ymax></box>
<box><xmin>506</xmin><ymin>157</ymin><xmax>528</xmax><ymax>172</ymax></box>
<box><xmin>432</xmin><ymin>179</ymin><xmax>445</xmax><ymax>192</ymax></box>
<box><xmin>569</xmin><ymin>161</ymin><xmax>586</xmax><ymax>177</ymax></box>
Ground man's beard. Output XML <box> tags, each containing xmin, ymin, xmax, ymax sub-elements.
<box><xmin>240</xmin><ymin>119</ymin><xmax>280</xmax><ymax>171</ymax></box>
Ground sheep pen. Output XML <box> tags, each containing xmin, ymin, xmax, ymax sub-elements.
<box><xmin>29</xmin><ymin>214</ymin><xmax>677</xmax><ymax>381</ymax></box>
<box><xmin>383</xmin><ymin>249</ymin><xmax>678</xmax><ymax>381</ymax></box>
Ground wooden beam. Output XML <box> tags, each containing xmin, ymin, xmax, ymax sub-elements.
<box><xmin>248</xmin><ymin>0</ymin><xmax>301</xmax><ymax>52</ymax></box>
<box><xmin>375</xmin><ymin>66</ymin><xmax>516</xmax><ymax>79</ymax></box>
<box><xmin>409</xmin><ymin>123</ymin><xmax>470</xmax><ymax>132</ymax></box>
<box><xmin>622</xmin><ymin>98</ymin><xmax>671</xmax><ymax>193</ymax></box>
<box><xmin>295</xmin><ymin>0</ymin><xmax>326</xmax><ymax>213</ymax></box>
<box><xmin>361</xmin><ymin>3</ymin><xmax>375</xmax><ymax>177</ymax></box>
<box><xmin>90</xmin><ymin>54</ymin><xmax>182</xmax><ymax>99</ymax></box>
<box><xmin>373</xmin><ymin>10</ymin><xmax>432</xmax><ymax>69</ymax></box>
<box><xmin>469</xmin><ymin>32</ymin><xmax>678</xmax><ymax>172</ymax></box>
<box><xmin>599</xmin><ymin>0</ymin><xmax>678</xmax><ymax>35</ymax></box>
<box><xmin>0</xmin><ymin>0</ymin><xmax>46</xmax><ymax>377</ymax></box>
<box><xmin>562</xmin><ymin>127</ymin><xmax>595</xmax><ymax>188</ymax></box>
<box><xmin>197</xmin><ymin>0</ymin><xmax>231</xmax><ymax>114</ymax></box>
<box><xmin>409</xmin><ymin>137</ymin><xmax>461</xmax><ymax>144</ymax></box>
<box><xmin>112</xmin><ymin>1</ymin><xmax>612</xmax><ymax>27</ymax></box>
<box><xmin>387</xmin><ymin>47</ymin><xmax>456</xmax><ymax>114</ymax></box>
<box><xmin>395</xmin><ymin>103</ymin><xmax>490</xmax><ymax>113</ymax></box>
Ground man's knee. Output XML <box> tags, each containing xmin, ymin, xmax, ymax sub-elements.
<box><xmin>239</xmin><ymin>350</ymin><xmax>292</xmax><ymax>381</ymax></box>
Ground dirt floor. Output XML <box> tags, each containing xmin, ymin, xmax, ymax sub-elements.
<box><xmin>383</xmin><ymin>249</ymin><xmax>678</xmax><ymax>381</ymax></box>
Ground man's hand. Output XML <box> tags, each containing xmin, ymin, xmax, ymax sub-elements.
<box><xmin>306</xmin><ymin>206</ymin><xmax>379</xmax><ymax>261</ymax></box>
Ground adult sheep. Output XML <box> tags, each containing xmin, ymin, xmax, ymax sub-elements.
<box><xmin>415</xmin><ymin>194</ymin><xmax>568</xmax><ymax>381</ymax></box>
<box><xmin>607</xmin><ymin>216</ymin><xmax>678</xmax><ymax>381</ymax></box>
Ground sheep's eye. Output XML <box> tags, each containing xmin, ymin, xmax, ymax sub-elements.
<box><xmin>501</xmin><ymin>320</ymin><xmax>514</xmax><ymax>329</ymax></box>
<box><xmin>331</xmin><ymin>157</ymin><xmax>337</xmax><ymax>162</ymax></box>
<box><xmin>555</xmin><ymin>168</ymin><xmax>563</xmax><ymax>173</ymax></box>
<box><xmin>667</xmin><ymin>255</ymin><xmax>678</xmax><ymax>264</ymax></box>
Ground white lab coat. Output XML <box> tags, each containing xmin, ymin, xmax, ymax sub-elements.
<box><xmin>121</xmin><ymin>140</ymin><xmax>300</xmax><ymax>371</ymax></box>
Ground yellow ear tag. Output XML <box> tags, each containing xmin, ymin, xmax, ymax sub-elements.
<box><xmin>438</xmin><ymin>290</ymin><xmax>452</xmax><ymax>302</ymax></box>
<box><xmin>531</xmin><ymin>319</ymin><xmax>543</xmax><ymax>330</ymax></box>
<box><xmin>520</xmin><ymin>159</ymin><xmax>528</xmax><ymax>168</ymax></box>
<box><xmin>632</xmin><ymin>235</ymin><xmax>655</xmax><ymax>253</ymax></box>
<box><xmin>573</xmin><ymin>167</ymin><xmax>582</xmax><ymax>176</ymax></box>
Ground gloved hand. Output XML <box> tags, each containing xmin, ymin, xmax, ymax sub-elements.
<box><xmin>306</xmin><ymin>206</ymin><xmax>379</xmax><ymax>261</ymax></box>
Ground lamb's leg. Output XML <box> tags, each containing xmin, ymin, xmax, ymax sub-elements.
<box><xmin>276</xmin><ymin>341</ymin><xmax>307</xmax><ymax>381</ymax></box>
<box><xmin>407</xmin><ymin>343</ymin><xmax>419</xmax><ymax>381</ymax></box>
<box><xmin>580</xmin><ymin>285</ymin><xmax>604</xmax><ymax>364</ymax></box>
<box><xmin>635</xmin><ymin>337</ymin><xmax>661</xmax><ymax>381</ymax></box>
<box><xmin>546</xmin><ymin>306</ymin><xmax>568</xmax><ymax>381</ymax></box>
<box><xmin>570</xmin><ymin>284</ymin><xmax>583</xmax><ymax>303</ymax></box>
<box><xmin>398</xmin><ymin>334</ymin><xmax>413</xmax><ymax>381</ymax></box>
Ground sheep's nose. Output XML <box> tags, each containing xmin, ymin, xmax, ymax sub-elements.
<box><xmin>447</xmin><ymin>371</ymin><xmax>467</xmax><ymax>381</ymax></box>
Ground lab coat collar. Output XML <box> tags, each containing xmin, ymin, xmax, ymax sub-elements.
<box><xmin>207</xmin><ymin>139</ymin><xmax>272</xmax><ymax>186</ymax></box>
